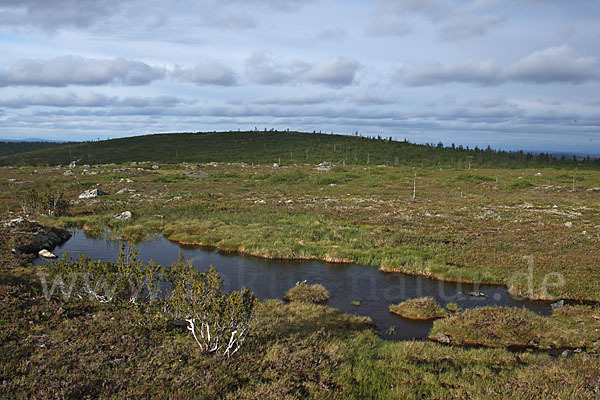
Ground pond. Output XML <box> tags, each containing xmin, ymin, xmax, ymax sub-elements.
<box><xmin>35</xmin><ymin>229</ymin><xmax>552</xmax><ymax>340</ymax></box>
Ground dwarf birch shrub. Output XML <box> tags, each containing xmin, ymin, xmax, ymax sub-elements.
<box><xmin>166</xmin><ymin>256</ymin><xmax>257</xmax><ymax>357</ymax></box>
<box><xmin>44</xmin><ymin>247</ymin><xmax>257</xmax><ymax>356</ymax></box>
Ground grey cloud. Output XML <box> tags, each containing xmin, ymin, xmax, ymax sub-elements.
<box><xmin>351</xmin><ymin>94</ymin><xmax>397</xmax><ymax>106</ymax></box>
<box><xmin>314</xmin><ymin>28</ymin><xmax>347</xmax><ymax>42</ymax></box>
<box><xmin>0</xmin><ymin>91</ymin><xmax>189</xmax><ymax>109</ymax></box>
<box><xmin>376</xmin><ymin>0</ymin><xmax>450</xmax><ymax>20</ymax></box>
<box><xmin>371</xmin><ymin>0</ymin><xmax>505</xmax><ymax>40</ymax></box>
<box><xmin>365</xmin><ymin>18</ymin><xmax>411</xmax><ymax>37</ymax></box>
<box><xmin>505</xmin><ymin>45</ymin><xmax>599</xmax><ymax>84</ymax></box>
<box><xmin>0</xmin><ymin>56</ymin><xmax>165</xmax><ymax>87</ymax></box>
<box><xmin>199</xmin><ymin>10</ymin><xmax>257</xmax><ymax>30</ymax></box>
<box><xmin>245</xmin><ymin>51</ymin><xmax>292</xmax><ymax>84</ymax></box>
<box><xmin>399</xmin><ymin>60</ymin><xmax>501</xmax><ymax>86</ymax></box>
<box><xmin>440</xmin><ymin>13</ymin><xmax>505</xmax><ymax>40</ymax></box>
<box><xmin>172</xmin><ymin>61</ymin><xmax>238</xmax><ymax>86</ymax></box>
<box><xmin>302</xmin><ymin>57</ymin><xmax>360</xmax><ymax>87</ymax></box>
<box><xmin>244</xmin><ymin>53</ymin><xmax>360</xmax><ymax>87</ymax></box>
<box><xmin>0</xmin><ymin>0</ymin><xmax>120</xmax><ymax>30</ymax></box>
<box><xmin>253</xmin><ymin>93</ymin><xmax>338</xmax><ymax>105</ymax></box>
<box><xmin>398</xmin><ymin>46</ymin><xmax>599</xmax><ymax>86</ymax></box>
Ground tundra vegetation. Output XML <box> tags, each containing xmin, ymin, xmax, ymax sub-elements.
<box><xmin>1</xmin><ymin>131</ymin><xmax>599</xmax><ymax>398</ymax></box>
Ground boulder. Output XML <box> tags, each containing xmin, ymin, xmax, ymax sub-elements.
<box><xmin>38</xmin><ymin>249</ymin><xmax>57</xmax><ymax>259</ymax></box>
<box><xmin>79</xmin><ymin>188</ymin><xmax>108</xmax><ymax>199</ymax></box>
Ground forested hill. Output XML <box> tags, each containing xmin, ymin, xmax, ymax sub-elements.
<box><xmin>0</xmin><ymin>131</ymin><xmax>597</xmax><ymax>169</ymax></box>
<box><xmin>0</xmin><ymin>141</ymin><xmax>67</xmax><ymax>158</ymax></box>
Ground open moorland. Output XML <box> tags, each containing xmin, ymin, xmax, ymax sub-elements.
<box><xmin>1</xmin><ymin>131</ymin><xmax>599</xmax><ymax>399</ymax></box>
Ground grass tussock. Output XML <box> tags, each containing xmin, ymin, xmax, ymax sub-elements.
<box><xmin>283</xmin><ymin>282</ymin><xmax>330</xmax><ymax>304</ymax></box>
<box><xmin>389</xmin><ymin>297</ymin><xmax>447</xmax><ymax>320</ymax></box>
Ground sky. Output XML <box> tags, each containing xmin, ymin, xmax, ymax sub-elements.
<box><xmin>1</xmin><ymin>0</ymin><xmax>599</xmax><ymax>153</ymax></box>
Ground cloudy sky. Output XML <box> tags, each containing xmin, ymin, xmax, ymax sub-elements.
<box><xmin>1</xmin><ymin>0</ymin><xmax>599</xmax><ymax>153</ymax></box>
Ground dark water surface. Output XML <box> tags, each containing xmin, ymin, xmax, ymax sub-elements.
<box><xmin>35</xmin><ymin>229</ymin><xmax>552</xmax><ymax>340</ymax></box>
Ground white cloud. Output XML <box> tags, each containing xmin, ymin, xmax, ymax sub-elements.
<box><xmin>171</xmin><ymin>61</ymin><xmax>238</xmax><ymax>86</ymax></box>
<box><xmin>0</xmin><ymin>56</ymin><xmax>164</xmax><ymax>87</ymax></box>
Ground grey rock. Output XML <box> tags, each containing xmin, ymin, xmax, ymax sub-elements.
<box><xmin>564</xmin><ymin>222</ymin><xmax>573</xmax><ymax>228</ymax></box>
<box><xmin>152</xmin><ymin>164</ymin><xmax>160</xmax><ymax>170</ymax></box>
<box><xmin>63</xmin><ymin>170</ymin><xmax>74</xmax><ymax>176</ymax></box>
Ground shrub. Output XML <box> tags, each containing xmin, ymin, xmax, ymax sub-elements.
<box><xmin>389</xmin><ymin>297</ymin><xmax>447</xmax><ymax>320</ymax></box>
<box><xmin>166</xmin><ymin>256</ymin><xmax>257</xmax><ymax>357</ymax></box>
<box><xmin>283</xmin><ymin>281</ymin><xmax>330</xmax><ymax>304</ymax></box>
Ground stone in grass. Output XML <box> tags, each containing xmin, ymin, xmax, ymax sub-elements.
<box><xmin>283</xmin><ymin>282</ymin><xmax>329</xmax><ymax>304</ymax></box>
<box><xmin>79</xmin><ymin>188</ymin><xmax>108</xmax><ymax>199</ymax></box>
<box><xmin>389</xmin><ymin>297</ymin><xmax>447</xmax><ymax>320</ymax></box>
